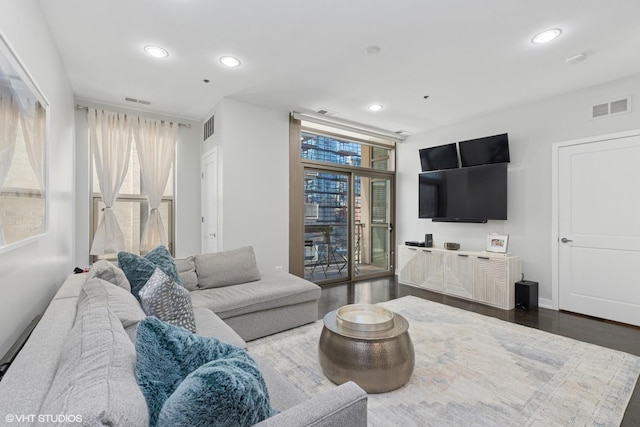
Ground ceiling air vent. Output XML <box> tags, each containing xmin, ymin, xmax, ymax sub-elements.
<box><xmin>124</xmin><ymin>97</ymin><xmax>151</xmax><ymax>105</ymax></box>
<box><xmin>316</xmin><ymin>108</ymin><xmax>338</xmax><ymax>116</ymax></box>
<box><xmin>592</xmin><ymin>97</ymin><xmax>631</xmax><ymax>119</ymax></box>
<box><xmin>204</xmin><ymin>114</ymin><xmax>215</xmax><ymax>141</ymax></box>
<box><xmin>395</xmin><ymin>130</ymin><xmax>412</xmax><ymax>137</ymax></box>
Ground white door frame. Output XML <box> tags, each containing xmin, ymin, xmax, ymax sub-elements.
<box><xmin>551</xmin><ymin>128</ymin><xmax>640</xmax><ymax>311</ymax></box>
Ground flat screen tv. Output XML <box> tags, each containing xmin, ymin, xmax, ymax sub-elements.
<box><xmin>458</xmin><ymin>133</ymin><xmax>509</xmax><ymax>167</ymax></box>
<box><xmin>419</xmin><ymin>163</ymin><xmax>507</xmax><ymax>222</ymax></box>
<box><xmin>419</xmin><ymin>143</ymin><xmax>459</xmax><ymax>171</ymax></box>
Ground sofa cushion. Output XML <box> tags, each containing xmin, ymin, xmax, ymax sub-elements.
<box><xmin>135</xmin><ymin>316</ymin><xmax>274</xmax><ymax>427</ymax></box>
<box><xmin>157</xmin><ymin>348</ymin><xmax>277</xmax><ymax>427</ymax></box>
<box><xmin>193</xmin><ymin>307</ymin><xmax>247</xmax><ymax>349</ymax></box>
<box><xmin>87</xmin><ymin>259</ymin><xmax>131</xmax><ymax>291</ymax></box>
<box><xmin>139</xmin><ymin>268</ymin><xmax>196</xmax><ymax>333</ymax></box>
<box><xmin>175</xmin><ymin>256</ymin><xmax>198</xmax><ymax>291</ymax></box>
<box><xmin>195</xmin><ymin>246</ymin><xmax>261</xmax><ymax>289</ymax></box>
<box><xmin>0</xmin><ymin>298</ymin><xmax>77</xmax><ymax>419</ymax></box>
<box><xmin>77</xmin><ymin>277</ymin><xmax>146</xmax><ymax>328</ymax></box>
<box><xmin>118</xmin><ymin>245</ymin><xmax>181</xmax><ymax>301</ymax></box>
<box><xmin>190</xmin><ymin>270</ymin><xmax>321</xmax><ymax>319</ymax></box>
<box><xmin>52</xmin><ymin>272</ymin><xmax>88</xmax><ymax>300</ymax></box>
<box><xmin>40</xmin><ymin>279</ymin><xmax>149</xmax><ymax>426</ymax></box>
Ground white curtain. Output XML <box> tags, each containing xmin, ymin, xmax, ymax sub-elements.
<box><xmin>20</xmin><ymin>101</ymin><xmax>46</xmax><ymax>191</ymax></box>
<box><xmin>88</xmin><ymin>108</ymin><xmax>133</xmax><ymax>255</ymax></box>
<box><xmin>134</xmin><ymin>117</ymin><xmax>177</xmax><ymax>252</ymax></box>
<box><xmin>20</xmin><ymin>101</ymin><xmax>46</xmax><ymax>233</ymax></box>
<box><xmin>0</xmin><ymin>84</ymin><xmax>21</xmax><ymax>245</ymax></box>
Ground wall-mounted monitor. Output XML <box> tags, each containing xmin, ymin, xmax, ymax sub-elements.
<box><xmin>419</xmin><ymin>163</ymin><xmax>508</xmax><ymax>222</ymax></box>
<box><xmin>419</xmin><ymin>143</ymin><xmax>459</xmax><ymax>172</ymax></box>
<box><xmin>458</xmin><ymin>133</ymin><xmax>510</xmax><ymax>167</ymax></box>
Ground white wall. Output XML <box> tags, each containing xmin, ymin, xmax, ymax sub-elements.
<box><xmin>0</xmin><ymin>0</ymin><xmax>76</xmax><ymax>357</ymax></box>
<box><xmin>73</xmin><ymin>100</ymin><xmax>202</xmax><ymax>265</ymax></box>
<box><xmin>203</xmin><ymin>98</ymin><xmax>289</xmax><ymax>272</ymax></box>
<box><xmin>397</xmin><ymin>73</ymin><xmax>640</xmax><ymax>305</ymax></box>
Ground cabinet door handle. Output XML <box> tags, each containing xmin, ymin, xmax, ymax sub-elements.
<box><xmin>458</xmin><ymin>254</ymin><xmax>469</xmax><ymax>257</ymax></box>
<box><xmin>423</xmin><ymin>250</ymin><xmax>431</xmax><ymax>253</ymax></box>
<box><xmin>407</xmin><ymin>247</ymin><xmax>417</xmax><ymax>251</ymax></box>
<box><xmin>478</xmin><ymin>256</ymin><xmax>490</xmax><ymax>260</ymax></box>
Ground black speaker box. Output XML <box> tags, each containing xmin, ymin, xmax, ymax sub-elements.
<box><xmin>515</xmin><ymin>280</ymin><xmax>538</xmax><ymax>311</ymax></box>
<box><xmin>424</xmin><ymin>234</ymin><xmax>433</xmax><ymax>248</ymax></box>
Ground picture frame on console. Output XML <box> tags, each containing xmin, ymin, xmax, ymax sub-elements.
<box><xmin>486</xmin><ymin>234</ymin><xmax>509</xmax><ymax>253</ymax></box>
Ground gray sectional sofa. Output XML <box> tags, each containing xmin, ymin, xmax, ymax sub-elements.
<box><xmin>0</xmin><ymin>247</ymin><xmax>368</xmax><ymax>426</ymax></box>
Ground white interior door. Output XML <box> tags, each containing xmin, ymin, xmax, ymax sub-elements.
<box><xmin>201</xmin><ymin>148</ymin><xmax>219</xmax><ymax>254</ymax></box>
<box><xmin>558</xmin><ymin>133</ymin><xmax>640</xmax><ymax>326</ymax></box>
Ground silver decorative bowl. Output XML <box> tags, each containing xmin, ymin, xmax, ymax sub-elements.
<box><xmin>318</xmin><ymin>304</ymin><xmax>415</xmax><ymax>393</ymax></box>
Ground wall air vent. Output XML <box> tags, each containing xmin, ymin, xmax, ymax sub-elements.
<box><xmin>204</xmin><ymin>114</ymin><xmax>215</xmax><ymax>141</ymax></box>
<box><xmin>124</xmin><ymin>97</ymin><xmax>151</xmax><ymax>105</ymax></box>
<box><xmin>592</xmin><ymin>97</ymin><xmax>631</xmax><ymax>119</ymax></box>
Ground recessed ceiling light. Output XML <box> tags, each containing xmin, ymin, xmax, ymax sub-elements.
<box><xmin>220</xmin><ymin>56</ymin><xmax>241</xmax><ymax>68</ymax></box>
<box><xmin>144</xmin><ymin>45</ymin><xmax>169</xmax><ymax>58</ymax></box>
<box><xmin>368</xmin><ymin>104</ymin><xmax>384</xmax><ymax>112</ymax></box>
<box><xmin>531</xmin><ymin>28</ymin><xmax>562</xmax><ymax>44</ymax></box>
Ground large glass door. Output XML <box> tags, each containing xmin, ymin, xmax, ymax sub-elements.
<box><xmin>354</xmin><ymin>173</ymin><xmax>393</xmax><ymax>278</ymax></box>
<box><xmin>293</xmin><ymin>124</ymin><xmax>395</xmax><ymax>284</ymax></box>
<box><xmin>302</xmin><ymin>168</ymin><xmax>394</xmax><ymax>283</ymax></box>
<box><xmin>303</xmin><ymin>169</ymin><xmax>350</xmax><ymax>282</ymax></box>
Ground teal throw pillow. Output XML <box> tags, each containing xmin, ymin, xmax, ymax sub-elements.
<box><xmin>135</xmin><ymin>317</ymin><xmax>276</xmax><ymax>427</ymax></box>
<box><xmin>118</xmin><ymin>245</ymin><xmax>181</xmax><ymax>301</ymax></box>
<box><xmin>157</xmin><ymin>351</ymin><xmax>276</xmax><ymax>427</ymax></box>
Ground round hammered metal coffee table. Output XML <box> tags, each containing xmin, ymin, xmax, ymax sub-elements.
<box><xmin>318</xmin><ymin>304</ymin><xmax>415</xmax><ymax>393</ymax></box>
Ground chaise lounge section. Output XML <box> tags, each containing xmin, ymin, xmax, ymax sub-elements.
<box><xmin>0</xmin><ymin>246</ymin><xmax>368</xmax><ymax>426</ymax></box>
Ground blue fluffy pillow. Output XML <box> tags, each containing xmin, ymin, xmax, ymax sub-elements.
<box><xmin>158</xmin><ymin>352</ymin><xmax>276</xmax><ymax>427</ymax></box>
<box><xmin>118</xmin><ymin>245</ymin><xmax>181</xmax><ymax>301</ymax></box>
<box><xmin>135</xmin><ymin>317</ymin><xmax>276</xmax><ymax>427</ymax></box>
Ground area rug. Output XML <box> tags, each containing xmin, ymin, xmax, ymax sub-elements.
<box><xmin>249</xmin><ymin>296</ymin><xmax>640</xmax><ymax>426</ymax></box>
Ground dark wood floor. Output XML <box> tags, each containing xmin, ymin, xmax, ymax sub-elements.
<box><xmin>317</xmin><ymin>276</ymin><xmax>640</xmax><ymax>426</ymax></box>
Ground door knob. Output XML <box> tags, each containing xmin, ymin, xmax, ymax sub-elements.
<box><xmin>560</xmin><ymin>237</ymin><xmax>573</xmax><ymax>243</ymax></box>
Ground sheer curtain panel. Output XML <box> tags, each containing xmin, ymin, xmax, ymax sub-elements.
<box><xmin>0</xmin><ymin>83</ymin><xmax>20</xmax><ymax>245</ymax></box>
<box><xmin>20</xmin><ymin>101</ymin><xmax>46</xmax><ymax>233</ymax></box>
<box><xmin>134</xmin><ymin>117</ymin><xmax>177</xmax><ymax>252</ymax></box>
<box><xmin>88</xmin><ymin>108</ymin><xmax>133</xmax><ymax>255</ymax></box>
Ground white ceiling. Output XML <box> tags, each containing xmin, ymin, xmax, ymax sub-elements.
<box><xmin>39</xmin><ymin>0</ymin><xmax>640</xmax><ymax>134</ymax></box>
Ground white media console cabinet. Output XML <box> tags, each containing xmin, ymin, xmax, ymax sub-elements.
<box><xmin>397</xmin><ymin>245</ymin><xmax>522</xmax><ymax>310</ymax></box>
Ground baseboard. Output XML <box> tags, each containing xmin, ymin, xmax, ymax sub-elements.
<box><xmin>538</xmin><ymin>298</ymin><xmax>553</xmax><ymax>310</ymax></box>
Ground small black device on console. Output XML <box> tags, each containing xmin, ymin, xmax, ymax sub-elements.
<box><xmin>515</xmin><ymin>280</ymin><xmax>538</xmax><ymax>311</ymax></box>
<box><xmin>424</xmin><ymin>234</ymin><xmax>433</xmax><ymax>248</ymax></box>
<box><xmin>405</xmin><ymin>241</ymin><xmax>425</xmax><ymax>247</ymax></box>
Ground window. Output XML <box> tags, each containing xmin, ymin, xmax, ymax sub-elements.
<box><xmin>301</xmin><ymin>131</ymin><xmax>394</xmax><ymax>171</ymax></box>
<box><xmin>0</xmin><ymin>127</ymin><xmax>45</xmax><ymax>245</ymax></box>
<box><xmin>90</xmin><ymin>137</ymin><xmax>174</xmax><ymax>260</ymax></box>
